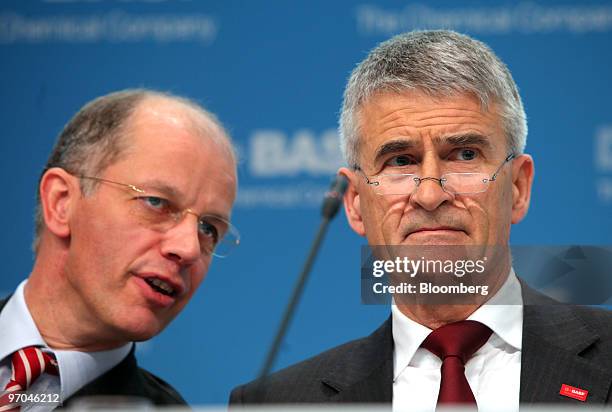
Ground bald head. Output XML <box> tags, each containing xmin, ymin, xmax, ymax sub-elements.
<box><xmin>133</xmin><ymin>93</ymin><xmax>236</xmax><ymax>167</ymax></box>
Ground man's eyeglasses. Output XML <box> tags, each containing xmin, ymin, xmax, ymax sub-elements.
<box><xmin>76</xmin><ymin>175</ymin><xmax>240</xmax><ymax>258</ymax></box>
<box><xmin>357</xmin><ymin>153</ymin><xmax>516</xmax><ymax>196</ymax></box>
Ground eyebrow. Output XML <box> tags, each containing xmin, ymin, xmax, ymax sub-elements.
<box><xmin>373</xmin><ymin>139</ymin><xmax>418</xmax><ymax>164</ymax></box>
<box><xmin>203</xmin><ymin>212</ymin><xmax>232</xmax><ymax>225</ymax></box>
<box><xmin>372</xmin><ymin>133</ymin><xmax>493</xmax><ymax>164</ymax></box>
<box><xmin>140</xmin><ymin>179</ymin><xmax>184</xmax><ymax>201</ymax></box>
<box><xmin>434</xmin><ymin>133</ymin><xmax>493</xmax><ymax>150</ymax></box>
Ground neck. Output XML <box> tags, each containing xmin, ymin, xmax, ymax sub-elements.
<box><xmin>395</xmin><ymin>259</ymin><xmax>511</xmax><ymax>330</ymax></box>
<box><xmin>25</xmin><ymin>242</ymin><xmax>127</xmax><ymax>352</ymax></box>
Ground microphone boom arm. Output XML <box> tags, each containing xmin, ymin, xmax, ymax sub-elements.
<box><xmin>257</xmin><ymin>175</ymin><xmax>348</xmax><ymax>379</ymax></box>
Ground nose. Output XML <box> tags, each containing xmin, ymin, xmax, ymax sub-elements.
<box><xmin>160</xmin><ymin>213</ymin><xmax>202</xmax><ymax>265</ymax></box>
<box><xmin>409</xmin><ymin>157</ymin><xmax>454</xmax><ymax>211</ymax></box>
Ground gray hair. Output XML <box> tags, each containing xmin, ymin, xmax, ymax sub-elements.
<box><xmin>33</xmin><ymin>88</ymin><xmax>234</xmax><ymax>253</ymax></box>
<box><xmin>340</xmin><ymin>30</ymin><xmax>527</xmax><ymax>168</ymax></box>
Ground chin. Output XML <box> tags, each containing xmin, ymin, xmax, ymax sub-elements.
<box><xmin>114</xmin><ymin>315</ymin><xmax>167</xmax><ymax>342</ymax></box>
<box><xmin>124</xmin><ymin>326</ymin><xmax>162</xmax><ymax>342</ymax></box>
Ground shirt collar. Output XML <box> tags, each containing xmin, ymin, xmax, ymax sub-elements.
<box><xmin>0</xmin><ymin>279</ymin><xmax>133</xmax><ymax>401</ymax></box>
<box><xmin>392</xmin><ymin>303</ymin><xmax>432</xmax><ymax>380</ymax></box>
<box><xmin>0</xmin><ymin>280</ymin><xmax>46</xmax><ymax>361</ymax></box>
<box><xmin>467</xmin><ymin>268</ymin><xmax>523</xmax><ymax>351</ymax></box>
<box><xmin>392</xmin><ymin>268</ymin><xmax>523</xmax><ymax>380</ymax></box>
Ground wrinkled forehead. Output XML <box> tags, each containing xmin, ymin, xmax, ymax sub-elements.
<box><xmin>355</xmin><ymin>90</ymin><xmax>506</xmax><ymax>162</ymax></box>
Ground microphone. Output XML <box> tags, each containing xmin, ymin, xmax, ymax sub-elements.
<box><xmin>258</xmin><ymin>175</ymin><xmax>349</xmax><ymax>379</ymax></box>
<box><xmin>321</xmin><ymin>174</ymin><xmax>349</xmax><ymax>219</ymax></box>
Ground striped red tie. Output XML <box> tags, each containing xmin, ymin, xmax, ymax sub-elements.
<box><xmin>0</xmin><ymin>347</ymin><xmax>59</xmax><ymax>412</ymax></box>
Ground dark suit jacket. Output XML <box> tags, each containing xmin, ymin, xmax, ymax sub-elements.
<box><xmin>0</xmin><ymin>297</ymin><xmax>187</xmax><ymax>406</ymax></box>
<box><xmin>230</xmin><ymin>282</ymin><xmax>612</xmax><ymax>406</ymax></box>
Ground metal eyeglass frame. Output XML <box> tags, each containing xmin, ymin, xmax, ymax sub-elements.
<box><xmin>75</xmin><ymin>175</ymin><xmax>240</xmax><ymax>257</ymax></box>
<box><xmin>355</xmin><ymin>153</ymin><xmax>516</xmax><ymax>195</ymax></box>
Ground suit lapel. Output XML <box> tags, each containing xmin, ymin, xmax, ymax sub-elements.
<box><xmin>332</xmin><ymin>357</ymin><xmax>393</xmax><ymax>403</ymax></box>
<box><xmin>322</xmin><ymin>317</ymin><xmax>393</xmax><ymax>403</ymax></box>
<box><xmin>519</xmin><ymin>283</ymin><xmax>612</xmax><ymax>404</ymax></box>
<box><xmin>0</xmin><ymin>297</ymin><xmax>9</xmax><ymax>312</ymax></box>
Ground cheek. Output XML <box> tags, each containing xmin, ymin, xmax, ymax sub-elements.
<box><xmin>463</xmin><ymin>187</ymin><xmax>513</xmax><ymax>243</ymax></box>
<box><xmin>187</xmin><ymin>259</ymin><xmax>209</xmax><ymax>289</ymax></box>
<box><xmin>193</xmin><ymin>263</ymin><xmax>208</xmax><ymax>287</ymax></box>
<box><xmin>103</xmin><ymin>225</ymin><xmax>157</xmax><ymax>259</ymax></box>
<box><xmin>74</xmin><ymin>202</ymin><xmax>135</xmax><ymax>251</ymax></box>
<box><xmin>75</xmin><ymin>219</ymin><xmax>162</xmax><ymax>278</ymax></box>
<box><xmin>174</xmin><ymin>264</ymin><xmax>208</xmax><ymax>312</ymax></box>
<box><xmin>357</xmin><ymin>192</ymin><xmax>380</xmax><ymax>238</ymax></box>
<box><xmin>490</xmin><ymin>182</ymin><xmax>514</xmax><ymax>224</ymax></box>
<box><xmin>456</xmin><ymin>194</ymin><xmax>489</xmax><ymax>243</ymax></box>
<box><xmin>370</xmin><ymin>195</ymin><xmax>410</xmax><ymax>244</ymax></box>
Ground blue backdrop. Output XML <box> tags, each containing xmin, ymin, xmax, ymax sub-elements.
<box><xmin>1</xmin><ymin>0</ymin><xmax>611</xmax><ymax>406</ymax></box>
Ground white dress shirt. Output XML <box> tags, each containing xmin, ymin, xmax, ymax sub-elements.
<box><xmin>0</xmin><ymin>280</ymin><xmax>132</xmax><ymax>411</ymax></box>
<box><xmin>392</xmin><ymin>269</ymin><xmax>523</xmax><ymax>412</ymax></box>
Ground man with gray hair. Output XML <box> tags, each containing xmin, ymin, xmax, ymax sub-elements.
<box><xmin>230</xmin><ymin>30</ymin><xmax>612</xmax><ymax>408</ymax></box>
<box><xmin>1</xmin><ymin>89</ymin><xmax>239</xmax><ymax>409</ymax></box>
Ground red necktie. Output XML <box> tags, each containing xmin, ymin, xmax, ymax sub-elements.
<box><xmin>421</xmin><ymin>320</ymin><xmax>492</xmax><ymax>408</ymax></box>
<box><xmin>0</xmin><ymin>347</ymin><xmax>59</xmax><ymax>412</ymax></box>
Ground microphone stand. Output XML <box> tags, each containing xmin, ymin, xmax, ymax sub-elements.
<box><xmin>257</xmin><ymin>175</ymin><xmax>348</xmax><ymax>380</ymax></box>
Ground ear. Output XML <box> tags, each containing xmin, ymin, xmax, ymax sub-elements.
<box><xmin>339</xmin><ymin>167</ymin><xmax>366</xmax><ymax>236</ymax></box>
<box><xmin>510</xmin><ymin>154</ymin><xmax>534</xmax><ymax>224</ymax></box>
<box><xmin>39</xmin><ymin>167</ymin><xmax>80</xmax><ymax>239</ymax></box>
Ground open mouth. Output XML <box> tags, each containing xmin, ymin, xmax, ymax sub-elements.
<box><xmin>144</xmin><ymin>277</ymin><xmax>176</xmax><ymax>297</ymax></box>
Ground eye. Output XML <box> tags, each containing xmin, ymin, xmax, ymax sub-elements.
<box><xmin>140</xmin><ymin>196</ymin><xmax>170</xmax><ymax>211</ymax></box>
<box><xmin>451</xmin><ymin>148</ymin><xmax>479</xmax><ymax>161</ymax></box>
<box><xmin>198</xmin><ymin>219</ymin><xmax>219</xmax><ymax>244</ymax></box>
<box><xmin>385</xmin><ymin>154</ymin><xmax>417</xmax><ymax>167</ymax></box>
